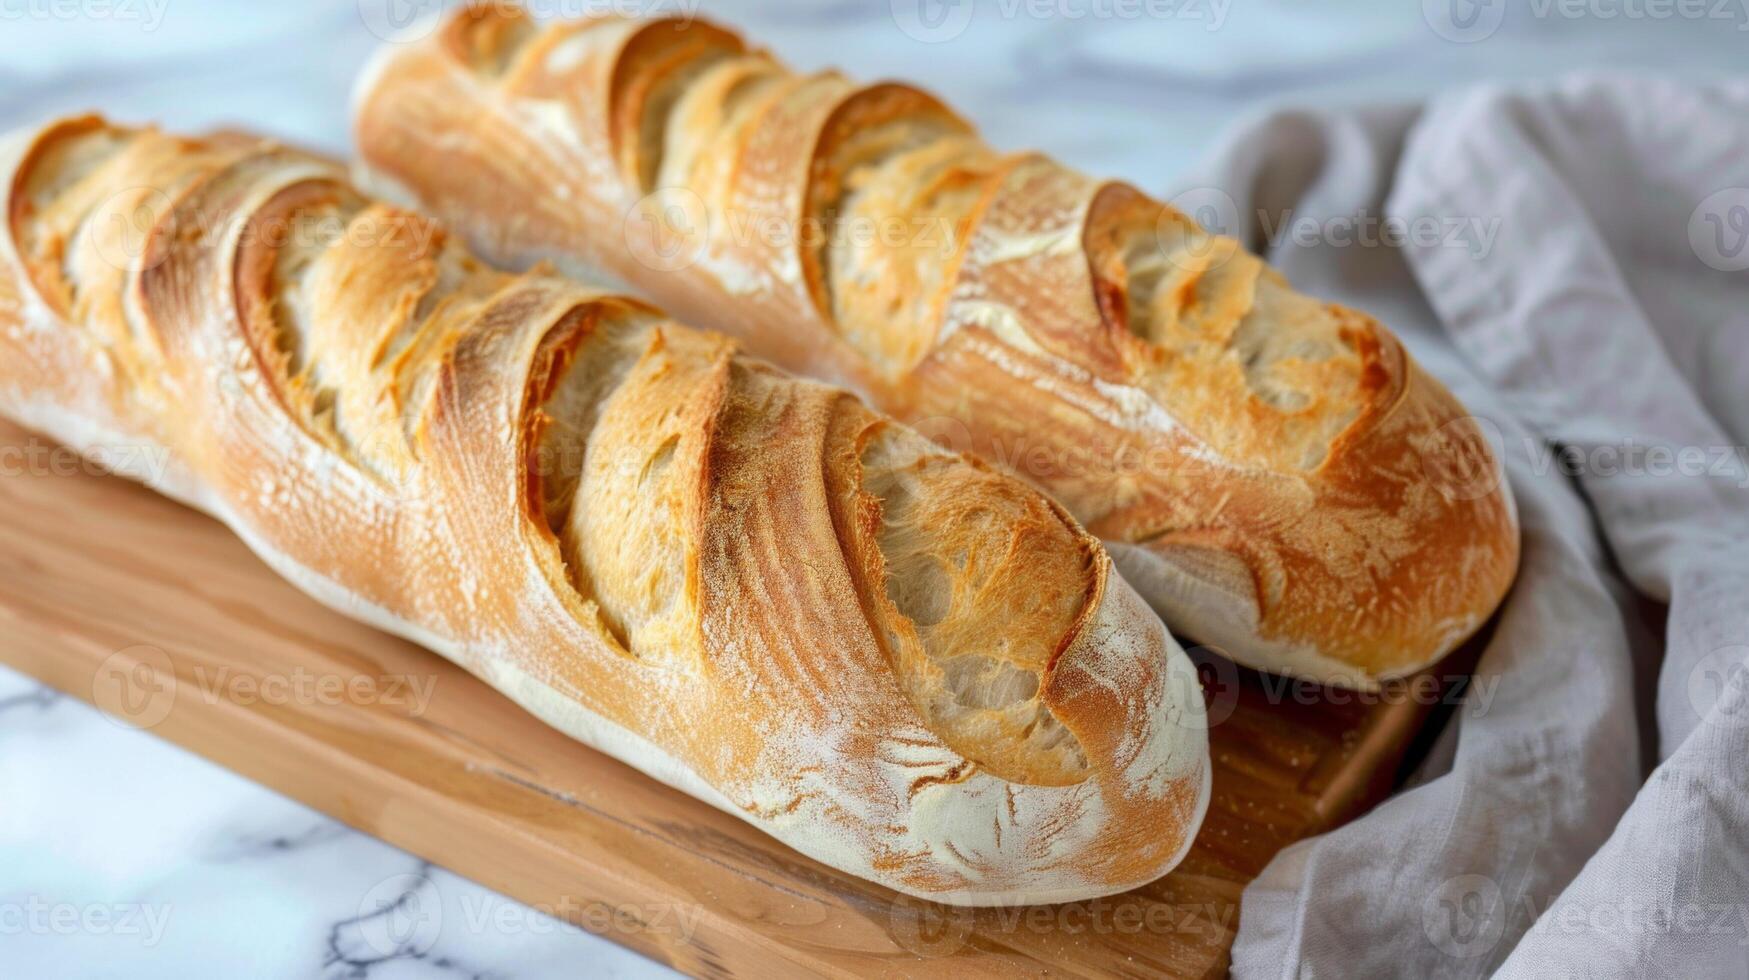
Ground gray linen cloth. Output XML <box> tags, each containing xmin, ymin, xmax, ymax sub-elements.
<box><xmin>1168</xmin><ymin>76</ymin><xmax>1749</xmax><ymax>979</ymax></box>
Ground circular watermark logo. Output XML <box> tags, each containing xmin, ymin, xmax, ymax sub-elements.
<box><xmin>91</xmin><ymin>644</ymin><xmax>177</xmax><ymax>730</ymax></box>
<box><xmin>1689</xmin><ymin>188</ymin><xmax>1749</xmax><ymax>273</ymax></box>
<box><xmin>1685</xmin><ymin>645</ymin><xmax>1749</xmax><ymax>728</ymax></box>
<box><xmin>891</xmin><ymin>0</ymin><xmax>975</xmax><ymax>43</ymax></box>
<box><xmin>91</xmin><ymin>186</ymin><xmax>175</xmax><ymax>275</ymax></box>
<box><xmin>1181</xmin><ymin>645</ymin><xmax>1241</xmax><ymax>731</ymax></box>
<box><xmin>1159</xmin><ymin>186</ymin><xmax>1241</xmax><ymax>273</ymax></box>
<box><xmin>1422</xmin><ymin>873</ymin><xmax>1506</xmax><ymax>959</ymax></box>
<box><xmin>1167</xmin><ymin>186</ymin><xmax>1240</xmax><ymax>238</ymax></box>
<box><xmin>357</xmin><ymin>0</ymin><xmax>447</xmax><ymax>43</ymax></box>
<box><xmin>886</xmin><ymin>893</ymin><xmax>976</xmax><ymax>957</ymax></box>
<box><xmin>904</xmin><ymin>414</ymin><xmax>977</xmax><ymax>459</ymax></box>
<box><xmin>1423</xmin><ymin>0</ymin><xmax>1507</xmax><ymax>43</ymax></box>
<box><xmin>877</xmin><ymin>414</ymin><xmax>980</xmax><ymax>504</ymax></box>
<box><xmin>622</xmin><ymin>185</ymin><xmax>711</xmax><ymax>274</ymax></box>
<box><xmin>353</xmin><ymin>872</ymin><xmax>444</xmax><ymax>957</ymax></box>
<box><xmin>1424</xmin><ymin>414</ymin><xmax>1508</xmax><ymax>503</ymax></box>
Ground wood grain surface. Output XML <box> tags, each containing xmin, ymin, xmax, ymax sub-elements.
<box><xmin>0</xmin><ymin>419</ymin><xmax>1475</xmax><ymax>977</ymax></box>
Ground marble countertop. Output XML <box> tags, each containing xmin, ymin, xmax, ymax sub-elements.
<box><xmin>1</xmin><ymin>1</ymin><xmax>1742</xmax><ymax>976</ymax></box>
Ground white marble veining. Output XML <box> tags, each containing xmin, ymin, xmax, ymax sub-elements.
<box><xmin>1</xmin><ymin>1</ymin><xmax>1744</xmax><ymax>975</ymax></box>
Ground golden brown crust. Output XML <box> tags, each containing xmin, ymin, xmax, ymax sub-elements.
<box><xmin>353</xmin><ymin>7</ymin><xmax>1521</xmax><ymax>685</ymax></box>
<box><xmin>0</xmin><ymin>116</ymin><xmax>1209</xmax><ymax>904</ymax></box>
<box><xmin>608</xmin><ymin>17</ymin><xmax>746</xmax><ymax>190</ymax></box>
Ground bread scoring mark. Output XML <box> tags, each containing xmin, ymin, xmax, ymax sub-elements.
<box><xmin>855</xmin><ymin>422</ymin><xmax>1094</xmax><ymax>786</ymax></box>
<box><xmin>804</xmin><ymin>85</ymin><xmax>995</xmax><ymax>379</ymax></box>
<box><xmin>1090</xmin><ymin>191</ymin><xmax>1387</xmax><ymax>473</ymax></box>
<box><xmin>443</xmin><ymin>3</ymin><xmax>540</xmax><ymax>79</ymax></box>
<box><xmin>608</xmin><ymin>19</ymin><xmax>744</xmax><ymax>193</ymax></box>
<box><xmin>9</xmin><ymin>119</ymin><xmax>133</xmax><ymax>321</ymax></box>
<box><xmin>527</xmin><ymin>308</ymin><xmax>719</xmax><ymax>667</ymax></box>
<box><xmin>9</xmin><ymin>121</ymin><xmax>267</xmax><ymax>404</ymax></box>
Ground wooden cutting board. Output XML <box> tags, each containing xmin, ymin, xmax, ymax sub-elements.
<box><xmin>0</xmin><ymin>418</ymin><xmax>1473</xmax><ymax>977</ymax></box>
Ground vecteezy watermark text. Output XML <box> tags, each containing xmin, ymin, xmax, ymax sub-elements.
<box><xmin>1528</xmin><ymin>439</ymin><xmax>1749</xmax><ymax>488</ymax></box>
<box><xmin>1167</xmin><ymin>187</ymin><xmax>1503</xmax><ymax>262</ymax></box>
<box><xmin>0</xmin><ymin>437</ymin><xmax>171</xmax><ymax>483</ymax></box>
<box><xmin>887</xmin><ymin>892</ymin><xmax>1238</xmax><ymax>957</ymax></box>
<box><xmin>0</xmin><ymin>0</ymin><xmax>169</xmax><ymax>30</ymax></box>
<box><xmin>345</xmin><ymin>872</ymin><xmax>704</xmax><ymax>962</ymax></box>
<box><xmin>891</xmin><ymin>0</ymin><xmax>1232</xmax><ymax>43</ymax></box>
<box><xmin>458</xmin><ymin>893</ymin><xmax>704</xmax><ymax>940</ymax></box>
<box><xmin>357</xmin><ymin>0</ymin><xmax>706</xmax><ymax>43</ymax></box>
<box><xmin>1423</xmin><ymin>874</ymin><xmax>1749</xmax><ymax>960</ymax></box>
<box><xmin>92</xmin><ymin>644</ymin><xmax>441</xmax><ymax>731</ymax></box>
<box><xmin>1424</xmin><ymin>0</ymin><xmax>1749</xmax><ymax>43</ymax></box>
<box><xmin>187</xmin><ymin>665</ymin><xmax>437</xmax><ymax>716</ymax></box>
<box><xmin>0</xmin><ymin>898</ymin><xmax>173</xmax><ymax>947</ymax></box>
<box><xmin>1257</xmin><ymin>208</ymin><xmax>1501</xmax><ymax>259</ymax></box>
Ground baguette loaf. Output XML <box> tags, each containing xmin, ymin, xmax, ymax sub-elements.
<box><xmin>353</xmin><ymin>7</ymin><xmax>1522</xmax><ymax>688</ymax></box>
<box><xmin>0</xmin><ymin>116</ymin><xmax>1210</xmax><ymax>904</ymax></box>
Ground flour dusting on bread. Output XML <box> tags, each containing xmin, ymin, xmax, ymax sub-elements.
<box><xmin>350</xmin><ymin>6</ymin><xmax>1522</xmax><ymax>687</ymax></box>
<box><xmin>0</xmin><ymin>114</ymin><xmax>1212</xmax><ymax>905</ymax></box>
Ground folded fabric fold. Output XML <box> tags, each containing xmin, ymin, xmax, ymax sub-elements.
<box><xmin>1184</xmin><ymin>75</ymin><xmax>1749</xmax><ymax>978</ymax></box>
